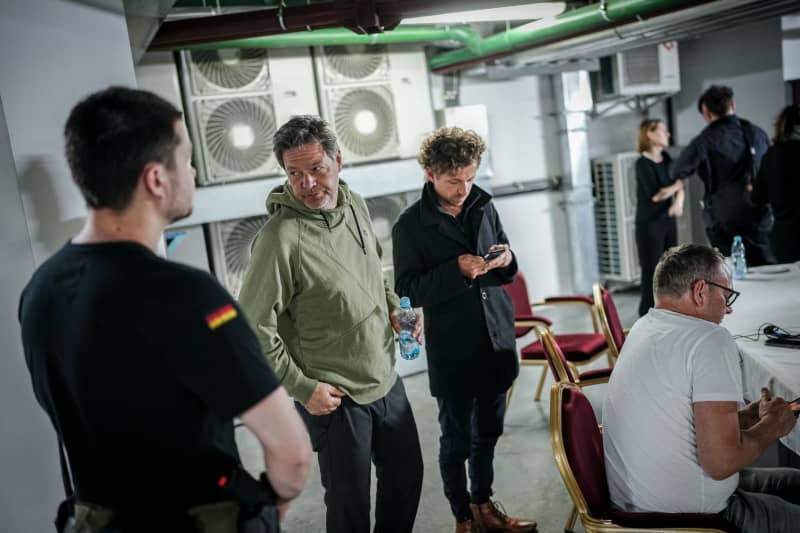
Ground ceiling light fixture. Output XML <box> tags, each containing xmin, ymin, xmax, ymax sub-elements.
<box><xmin>402</xmin><ymin>2</ymin><xmax>566</xmax><ymax>25</ymax></box>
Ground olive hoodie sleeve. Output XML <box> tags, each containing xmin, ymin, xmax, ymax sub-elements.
<box><xmin>238</xmin><ymin>225</ymin><xmax>319</xmax><ymax>404</ymax></box>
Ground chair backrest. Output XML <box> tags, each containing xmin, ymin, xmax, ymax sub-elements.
<box><xmin>550</xmin><ymin>382</ymin><xmax>611</xmax><ymax>521</ymax></box>
<box><xmin>593</xmin><ymin>283</ymin><xmax>625</xmax><ymax>360</ymax></box>
<box><xmin>540</xmin><ymin>329</ymin><xmax>576</xmax><ymax>383</ymax></box>
<box><xmin>505</xmin><ymin>272</ymin><xmax>533</xmax><ymax>338</ymax></box>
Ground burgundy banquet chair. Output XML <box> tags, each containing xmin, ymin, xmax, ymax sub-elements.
<box><xmin>504</xmin><ymin>272</ymin><xmax>610</xmax><ymax>405</ymax></box>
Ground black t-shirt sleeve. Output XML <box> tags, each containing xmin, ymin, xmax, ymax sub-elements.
<box><xmin>159</xmin><ymin>269</ymin><xmax>280</xmax><ymax>419</ymax></box>
<box><xmin>671</xmin><ymin>135</ymin><xmax>705</xmax><ymax>180</ymax></box>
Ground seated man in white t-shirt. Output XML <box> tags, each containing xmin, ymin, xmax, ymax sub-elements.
<box><xmin>603</xmin><ymin>244</ymin><xmax>800</xmax><ymax>532</ymax></box>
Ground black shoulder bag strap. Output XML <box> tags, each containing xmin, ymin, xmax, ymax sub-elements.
<box><xmin>738</xmin><ymin>118</ymin><xmax>758</xmax><ymax>187</ymax></box>
<box><xmin>55</xmin><ymin>436</ymin><xmax>75</xmax><ymax>532</ymax></box>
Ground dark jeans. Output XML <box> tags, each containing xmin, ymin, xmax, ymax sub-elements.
<box><xmin>719</xmin><ymin>467</ymin><xmax>800</xmax><ymax>533</ymax></box>
<box><xmin>437</xmin><ymin>392</ymin><xmax>506</xmax><ymax>522</ymax></box>
<box><xmin>296</xmin><ymin>377</ymin><xmax>423</xmax><ymax>533</ymax></box>
<box><xmin>635</xmin><ymin>217</ymin><xmax>677</xmax><ymax>317</ymax></box>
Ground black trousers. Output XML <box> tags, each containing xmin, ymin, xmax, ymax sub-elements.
<box><xmin>635</xmin><ymin>217</ymin><xmax>677</xmax><ymax>317</ymax></box>
<box><xmin>703</xmin><ymin>209</ymin><xmax>773</xmax><ymax>266</ymax></box>
<box><xmin>296</xmin><ymin>377</ymin><xmax>423</xmax><ymax>533</ymax></box>
<box><xmin>437</xmin><ymin>392</ymin><xmax>506</xmax><ymax>522</ymax></box>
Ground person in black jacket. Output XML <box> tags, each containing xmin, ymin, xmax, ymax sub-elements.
<box><xmin>752</xmin><ymin>104</ymin><xmax>800</xmax><ymax>263</ymax></box>
<box><xmin>392</xmin><ymin>127</ymin><xmax>537</xmax><ymax>533</ymax></box>
<box><xmin>663</xmin><ymin>85</ymin><xmax>772</xmax><ymax>265</ymax></box>
<box><xmin>634</xmin><ymin>119</ymin><xmax>684</xmax><ymax>316</ymax></box>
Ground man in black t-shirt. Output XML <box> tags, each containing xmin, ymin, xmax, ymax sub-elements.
<box><xmin>18</xmin><ymin>87</ymin><xmax>311</xmax><ymax>532</ymax></box>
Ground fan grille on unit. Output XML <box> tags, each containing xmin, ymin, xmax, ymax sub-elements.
<box><xmin>203</xmin><ymin>97</ymin><xmax>276</xmax><ymax>175</ymax></box>
<box><xmin>221</xmin><ymin>215</ymin><xmax>268</xmax><ymax>297</ymax></box>
<box><xmin>323</xmin><ymin>44</ymin><xmax>388</xmax><ymax>80</ymax></box>
<box><xmin>333</xmin><ymin>88</ymin><xmax>397</xmax><ymax>157</ymax></box>
<box><xmin>366</xmin><ymin>194</ymin><xmax>409</xmax><ymax>268</ymax></box>
<box><xmin>191</xmin><ymin>48</ymin><xmax>269</xmax><ymax>91</ymax></box>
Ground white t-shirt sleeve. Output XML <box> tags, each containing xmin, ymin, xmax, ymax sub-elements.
<box><xmin>689</xmin><ymin>328</ymin><xmax>743</xmax><ymax>404</ymax></box>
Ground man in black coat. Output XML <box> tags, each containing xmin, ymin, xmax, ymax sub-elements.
<box><xmin>392</xmin><ymin>127</ymin><xmax>537</xmax><ymax>533</ymax></box>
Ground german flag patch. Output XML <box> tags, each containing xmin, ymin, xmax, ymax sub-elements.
<box><xmin>206</xmin><ymin>303</ymin><xmax>238</xmax><ymax>330</ymax></box>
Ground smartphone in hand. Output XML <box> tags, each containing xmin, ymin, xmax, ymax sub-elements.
<box><xmin>791</xmin><ymin>397</ymin><xmax>800</xmax><ymax>417</ymax></box>
<box><xmin>483</xmin><ymin>244</ymin><xmax>506</xmax><ymax>261</ymax></box>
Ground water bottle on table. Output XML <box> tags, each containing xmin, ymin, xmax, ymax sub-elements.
<box><xmin>731</xmin><ymin>235</ymin><xmax>747</xmax><ymax>280</ymax></box>
<box><xmin>397</xmin><ymin>296</ymin><xmax>420</xmax><ymax>360</ymax></box>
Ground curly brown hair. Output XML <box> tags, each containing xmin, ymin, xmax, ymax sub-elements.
<box><xmin>417</xmin><ymin>127</ymin><xmax>486</xmax><ymax>176</ymax></box>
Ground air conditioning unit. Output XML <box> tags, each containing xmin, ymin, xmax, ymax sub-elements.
<box><xmin>180</xmin><ymin>47</ymin><xmax>319</xmax><ymax>186</ymax></box>
<box><xmin>315</xmin><ymin>44</ymin><xmax>435</xmax><ymax>166</ymax></box>
<box><xmin>592</xmin><ymin>152</ymin><xmax>640</xmax><ymax>283</ymax></box>
<box><xmin>207</xmin><ymin>215</ymin><xmax>269</xmax><ymax>297</ymax></box>
<box><xmin>365</xmin><ymin>190</ymin><xmax>420</xmax><ymax>289</ymax></box>
<box><xmin>594</xmin><ymin>42</ymin><xmax>680</xmax><ymax>98</ymax></box>
<box><xmin>164</xmin><ymin>225</ymin><xmax>210</xmax><ymax>272</ymax></box>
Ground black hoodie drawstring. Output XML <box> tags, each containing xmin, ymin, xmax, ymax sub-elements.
<box><xmin>319</xmin><ymin>210</ymin><xmax>332</xmax><ymax>232</ymax></box>
<box><xmin>317</xmin><ymin>205</ymin><xmax>366</xmax><ymax>255</ymax></box>
<box><xmin>349</xmin><ymin>204</ymin><xmax>367</xmax><ymax>255</ymax></box>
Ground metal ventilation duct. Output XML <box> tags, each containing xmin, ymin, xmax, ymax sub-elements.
<box><xmin>509</xmin><ymin>0</ymin><xmax>799</xmax><ymax>69</ymax></box>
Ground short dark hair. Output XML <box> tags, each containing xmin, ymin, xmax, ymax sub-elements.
<box><xmin>697</xmin><ymin>85</ymin><xmax>734</xmax><ymax>118</ymax></box>
<box><xmin>774</xmin><ymin>104</ymin><xmax>800</xmax><ymax>144</ymax></box>
<box><xmin>273</xmin><ymin>115</ymin><xmax>339</xmax><ymax>169</ymax></box>
<box><xmin>64</xmin><ymin>87</ymin><xmax>183</xmax><ymax>210</ymax></box>
<box><xmin>653</xmin><ymin>244</ymin><xmax>727</xmax><ymax>300</ymax></box>
<box><xmin>418</xmin><ymin>127</ymin><xmax>486</xmax><ymax>176</ymax></box>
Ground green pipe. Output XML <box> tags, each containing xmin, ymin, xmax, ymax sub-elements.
<box><xmin>428</xmin><ymin>0</ymin><xmax>702</xmax><ymax>71</ymax></box>
<box><xmin>180</xmin><ymin>25</ymin><xmax>483</xmax><ymax>54</ymax></box>
<box><xmin>173</xmin><ymin>0</ymin><xmax>326</xmax><ymax>7</ymax></box>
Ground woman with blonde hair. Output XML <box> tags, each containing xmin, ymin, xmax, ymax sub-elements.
<box><xmin>634</xmin><ymin>118</ymin><xmax>684</xmax><ymax>316</ymax></box>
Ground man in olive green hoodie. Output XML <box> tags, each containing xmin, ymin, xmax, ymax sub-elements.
<box><xmin>238</xmin><ymin>116</ymin><xmax>423</xmax><ymax>533</ymax></box>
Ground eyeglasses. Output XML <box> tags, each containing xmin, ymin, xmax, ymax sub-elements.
<box><xmin>699</xmin><ymin>279</ymin><xmax>740</xmax><ymax>306</ymax></box>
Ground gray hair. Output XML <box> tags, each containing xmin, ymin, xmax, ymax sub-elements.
<box><xmin>653</xmin><ymin>244</ymin><xmax>728</xmax><ymax>299</ymax></box>
<box><xmin>273</xmin><ymin>115</ymin><xmax>339</xmax><ymax>169</ymax></box>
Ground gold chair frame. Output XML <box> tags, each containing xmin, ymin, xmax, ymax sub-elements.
<box><xmin>592</xmin><ymin>282</ymin><xmax>625</xmax><ymax>363</ymax></box>
<box><xmin>508</xmin><ymin>296</ymin><xmax>611</xmax><ymax>406</ymax></box>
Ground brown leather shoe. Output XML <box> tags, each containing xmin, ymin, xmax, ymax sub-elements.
<box><xmin>470</xmin><ymin>501</ymin><xmax>537</xmax><ymax>533</ymax></box>
<box><xmin>455</xmin><ymin>518</ymin><xmax>483</xmax><ymax>533</ymax></box>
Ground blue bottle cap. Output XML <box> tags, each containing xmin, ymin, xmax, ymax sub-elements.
<box><xmin>399</xmin><ymin>296</ymin><xmax>411</xmax><ymax>309</ymax></box>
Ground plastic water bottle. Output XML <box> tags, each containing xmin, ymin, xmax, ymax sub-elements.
<box><xmin>731</xmin><ymin>235</ymin><xmax>747</xmax><ymax>280</ymax></box>
<box><xmin>397</xmin><ymin>297</ymin><xmax>420</xmax><ymax>360</ymax></box>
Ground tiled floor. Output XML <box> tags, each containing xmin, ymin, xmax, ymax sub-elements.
<box><xmin>236</xmin><ymin>288</ymin><xmax>642</xmax><ymax>532</ymax></box>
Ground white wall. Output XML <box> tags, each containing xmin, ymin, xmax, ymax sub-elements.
<box><xmin>494</xmin><ymin>191</ymin><xmax>573</xmax><ymax>300</ymax></box>
<box><xmin>456</xmin><ymin>74</ymin><xmax>572</xmax><ymax>297</ymax></box>
<box><xmin>0</xmin><ymin>1</ymin><xmax>136</xmax><ymax>531</ymax></box>
<box><xmin>673</xmin><ymin>17</ymin><xmax>785</xmax><ymax>146</ymax></box>
<box><xmin>459</xmin><ymin>74</ymin><xmax>562</xmax><ymax>187</ymax></box>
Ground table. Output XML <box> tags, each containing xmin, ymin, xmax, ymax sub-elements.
<box><xmin>723</xmin><ymin>262</ymin><xmax>800</xmax><ymax>453</ymax></box>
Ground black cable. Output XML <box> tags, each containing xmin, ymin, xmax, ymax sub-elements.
<box><xmin>732</xmin><ymin>322</ymin><xmax>775</xmax><ymax>341</ymax></box>
<box><xmin>733</xmin><ymin>322</ymin><xmax>800</xmax><ymax>341</ymax></box>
